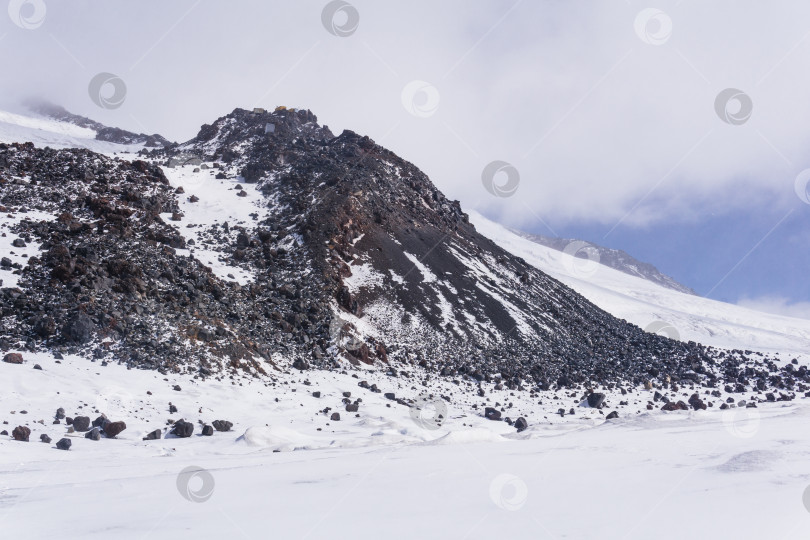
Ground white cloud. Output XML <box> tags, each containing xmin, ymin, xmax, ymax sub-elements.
<box><xmin>2</xmin><ymin>0</ymin><xmax>809</xmax><ymax>228</ymax></box>
<box><xmin>737</xmin><ymin>296</ymin><xmax>810</xmax><ymax>321</ymax></box>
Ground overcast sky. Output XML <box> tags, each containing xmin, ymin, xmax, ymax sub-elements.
<box><xmin>2</xmin><ymin>0</ymin><xmax>809</xmax><ymax>316</ymax></box>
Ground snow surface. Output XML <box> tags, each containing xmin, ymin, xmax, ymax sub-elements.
<box><xmin>0</xmin><ymin>209</ymin><xmax>55</xmax><ymax>289</ymax></box>
<box><xmin>161</xmin><ymin>165</ymin><xmax>270</xmax><ymax>285</ymax></box>
<box><xmin>0</xmin><ymin>109</ymin><xmax>145</xmax><ymax>154</ymax></box>
<box><xmin>469</xmin><ymin>211</ymin><xmax>810</xmax><ymax>359</ymax></box>
<box><xmin>2</xmin><ymin>352</ymin><xmax>810</xmax><ymax>539</ymax></box>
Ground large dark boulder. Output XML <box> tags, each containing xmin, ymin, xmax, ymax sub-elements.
<box><xmin>104</xmin><ymin>421</ymin><xmax>127</xmax><ymax>438</ymax></box>
<box><xmin>12</xmin><ymin>426</ymin><xmax>31</xmax><ymax>441</ymax></box>
<box><xmin>212</xmin><ymin>420</ymin><xmax>232</xmax><ymax>432</ymax></box>
<box><xmin>171</xmin><ymin>420</ymin><xmax>194</xmax><ymax>438</ymax></box>
<box><xmin>3</xmin><ymin>353</ymin><xmax>24</xmax><ymax>364</ymax></box>
<box><xmin>587</xmin><ymin>393</ymin><xmax>606</xmax><ymax>409</ymax></box>
<box><xmin>484</xmin><ymin>407</ymin><xmax>502</xmax><ymax>421</ymax></box>
<box><xmin>72</xmin><ymin>416</ymin><xmax>91</xmax><ymax>432</ymax></box>
<box><xmin>56</xmin><ymin>438</ymin><xmax>71</xmax><ymax>450</ymax></box>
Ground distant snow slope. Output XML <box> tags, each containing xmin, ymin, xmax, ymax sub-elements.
<box><xmin>470</xmin><ymin>211</ymin><xmax>810</xmax><ymax>358</ymax></box>
<box><xmin>0</xmin><ymin>109</ymin><xmax>144</xmax><ymax>153</ymax></box>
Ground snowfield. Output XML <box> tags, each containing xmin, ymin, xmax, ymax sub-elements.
<box><xmin>469</xmin><ymin>211</ymin><xmax>810</xmax><ymax>360</ymax></box>
<box><xmin>2</xmin><ymin>352</ymin><xmax>810</xmax><ymax>539</ymax></box>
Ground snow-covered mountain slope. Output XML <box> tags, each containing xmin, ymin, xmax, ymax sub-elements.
<box><xmin>511</xmin><ymin>228</ymin><xmax>697</xmax><ymax>295</ymax></box>
<box><xmin>0</xmin><ymin>109</ymin><xmax>145</xmax><ymax>153</ymax></box>
<box><xmin>471</xmin><ymin>211</ymin><xmax>810</xmax><ymax>358</ymax></box>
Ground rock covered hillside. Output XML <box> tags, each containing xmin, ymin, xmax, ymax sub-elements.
<box><xmin>1</xmin><ymin>106</ymin><xmax>806</xmax><ymax>396</ymax></box>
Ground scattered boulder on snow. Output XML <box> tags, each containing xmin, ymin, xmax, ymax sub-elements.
<box><xmin>169</xmin><ymin>403</ymin><xmax>178</xmax><ymax>413</ymax></box>
<box><xmin>514</xmin><ymin>417</ymin><xmax>528</xmax><ymax>432</ymax></box>
<box><xmin>92</xmin><ymin>414</ymin><xmax>110</xmax><ymax>429</ymax></box>
<box><xmin>212</xmin><ymin>420</ymin><xmax>232</xmax><ymax>432</ymax></box>
<box><xmin>143</xmin><ymin>429</ymin><xmax>162</xmax><ymax>441</ymax></box>
<box><xmin>171</xmin><ymin>420</ymin><xmax>194</xmax><ymax>438</ymax></box>
<box><xmin>3</xmin><ymin>353</ymin><xmax>23</xmax><ymax>364</ymax></box>
<box><xmin>12</xmin><ymin>426</ymin><xmax>31</xmax><ymax>441</ymax></box>
<box><xmin>56</xmin><ymin>438</ymin><xmax>71</xmax><ymax>450</ymax></box>
<box><xmin>384</xmin><ymin>392</ymin><xmax>396</xmax><ymax>400</ymax></box>
<box><xmin>330</xmin><ymin>412</ymin><xmax>341</xmax><ymax>421</ymax></box>
<box><xmin>661</xmin><ymin>401</ymin><xmax>689</xmax><ymax>411</ymax></box>
<box><xmin>40</xmin><ymin>434</ymin><xmax>51</xmax><ymax>443</ymax></box>
<box><xmin>72</xmin><ymin>416</ymin><xmax>91</xmax><ymax>432</ymax></box>
<box><xmin>606</xmin><ymin>411</ymin><xmax>619</xmax><ymax>420</ymax></box>
<box><xmin>85</xmin><ymin>428</ymin><xmax>101</xmax><ymax>441</ymax></box>
<box><xmin>312</xmin><ymin>391</ymin><xmax>321</xmax><ymax>398</ymax></box>
<box><xmin>104</xmin><ymin>421</ymin><xmax>126</xmax><ymax>438</ymax></box>
<box><xmin>345</xmin><ymin>403</ymin><xmax>359</xmax><ymax>413</ymax></box>
<box><xmin>587</xmin><ymin>393</ymin><xmax>606</xmax><ymax>409</ymax></box>
<box><xmin>484</xmin><ymin>407</ymin><xmax>502</xmax><ymax>421</ymax></box>
<box><xmin>55</xmin><ymin>407</ymin><xmax>65</xmax><ymax>420</ymax></box>
<box><xmin>202</xmin><ymin>425</ymin><xmax>214</xmax><ymax>436</ymax></box>
<box><xmin>688</xmin><ymin>394</ymin><xmax>707</xmax><ymax>411</ymax></box>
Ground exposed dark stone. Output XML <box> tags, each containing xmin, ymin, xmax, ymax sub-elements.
<box><xmin>143</xmin><ymin>429</ymin><xmax>162</xmax><ymax>441</ymax></box>
<box><xmin>3</xmin><ymin>353</ymin><xmax>23</xmax><ymax>364</ymax></box>
<box><xmin>212</xmin><ymin>420</ymin><xmax>232</xmax><ymax>432</ymax></box>
<box><xmin>606</xmin><ymin>411</ymin><xmax>619</xmax><ymax>420</ymax></box>
<box><xmin>587</xmin><ymin>393</ymin><xmax>606</xmax><ymax>409</ymax></box>
<box><xmin>85</xmin><ymin>428</ymin><xmax>101</xmax><ymax>441</ymax></box>
<box><xmin>330</xmin><ymin>412</ymin><xmax>340</xmax><ymax>421</ymax></box>
<box><xmin>202</xmin><ymin>425</ymin><xmax>214</xmax><ymax>436</ymax></box>
<box><xmin>514</xmin><ymin>417</ymin><xmax>528</xmax><ymax>432</ymax></box>
<box><xmin>104</xmin><ymin>421</ymin><xmax>126</xmax><ymax>438</ymax></box>
<box><xmin>12</xmin><ymin>426</ymin><xmax>31</xmax><ymax>441</ymax></box>
<box><xmin>484</xmin><ymin>407</ymin><xmax>502</xmax><ymax>421</ymax></box>
<box><xmin>72</xmin><ymin>416</ymin><xmax>91</xmax><ymax>432</ymax></box>
<box><xmin>40</xmin><ymin>434</ymin><xmax>52</xmax><ymax>443</ymax></box>
<box><xmin>56</xmin><ymin>438</ymin><xmax>71</xmax><ymax>450</ymax></box>
<box><xmin>171</xmin><ymin>420</ymin><xmax>194</xmax><ymax>438</ymax></box>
